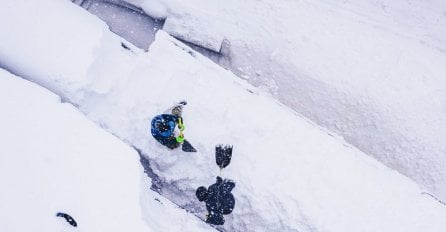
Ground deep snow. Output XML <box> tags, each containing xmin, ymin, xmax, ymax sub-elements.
<box><xmin>125</xmin><ymin>0</ymin><xmax>446</xmax><ymax>201</ymax></box>
<box><xmin>1</xmin><ymin>1</ymin><xmax>446</xmax><ymax>231</ymax></box>
<box><xmin>0</xmin><ymin>68</ymin><xmax>212</xmax><ymax>231</ymax></box>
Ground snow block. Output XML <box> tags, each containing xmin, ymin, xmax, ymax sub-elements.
<box><xmin>163</xmin><ymin>16</ymin><xmax>224</xmax><ymax>53</ymax></box>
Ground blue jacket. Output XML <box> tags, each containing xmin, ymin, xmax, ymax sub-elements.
<box><xmin>151</xmin><ymin>114</ymin><xmax>179</xmax><ymax>146</ymax></box>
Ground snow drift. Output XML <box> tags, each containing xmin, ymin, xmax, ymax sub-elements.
<box><xmin>0</xmin><ymin>69</ymin><xmax>212</xmax><ymax>232</ymax></box>
<box><xmin>1</xmin><ymin>0</ymin><xmax>446</xmax><ymax>231</ymax></box>
<box><xmin>126</xmin><ymin>0</ymin><xmax>446</xmax><ymax>201</ymax></box>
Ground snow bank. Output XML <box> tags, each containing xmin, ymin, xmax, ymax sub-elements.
<box><xmin>130</xmin><ymin>33</ymin><xmax>446</xmax><ymax>231</ymax></box>
<box><xmin>0</xmin><ymin>0</ymin><xmax>103</xmax><ymax>98</ymax></box>
<box><xmin>0</xmin><ymin>68</ymin><xmax>151</xmax><ymax>231</ymax></box>
<box><xmin>127</xmin><ymin>0</ymin><xmax>169</xmax><ymax>19</ymax></box>
<box><xmin>128</xmin><ymin>0</ymin><xmax>446</xmax><ymax>201</ymax></box>
<box><xmin>1</xmin><ymin>1</ymin><xmax>446</xmax><ymax>231</ymax></box>
<box><xmin>0</xmin><ymin>68</ymin><xmax>212</xmax><ymax>232</ymax></box>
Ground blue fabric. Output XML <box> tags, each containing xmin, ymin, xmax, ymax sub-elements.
<box><xmin>158</xmin><ymin>120</ymin><xmax>175</xmax><ymax>137</ymax></box>
<box><xmin>151</xmin><ymin>114</ymin><xmax>179</xmax><ymax>147</ymax></box>
<box><xmin>151</xmin><ymin>114</ymin><xmax>178</xmax><ymax>137</ymax></box>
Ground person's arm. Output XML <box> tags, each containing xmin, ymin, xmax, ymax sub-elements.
<box><xmin>174</xmin><ymin>116</ymin><xmax>185</xmax><ymax>143</ymax></box>
<box><xmin>177</xmin><ymin>117</ymin><xmax>185</xmax><ymax>131</ymax></box>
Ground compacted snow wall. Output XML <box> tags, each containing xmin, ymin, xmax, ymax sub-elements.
<box><xmin>126</xmin><ymin>0</ymin><xmax>446</xmax><ymax>201</ymax></box>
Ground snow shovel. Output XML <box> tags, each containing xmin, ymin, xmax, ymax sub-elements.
<box><xmin>215</xmin><ymin>145</ymin><xmax>233</xmax><ymax>169</ymax></box>
<box><xmin>176</xmin><ymin>117</ymin><xmax>197</xmax><ymax>152</ymax></box>
<box><xmin>182</xmin><ymin>139</ymin><xmax>197</xmax><ymax>152</ymax></box>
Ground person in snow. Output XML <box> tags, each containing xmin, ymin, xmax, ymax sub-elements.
<box><xmin>196</xmin><ymin>176</ymin><xmax>236</xmax><ymax>225</ymax></box>
<box><xmin>151</xmin><ymin>102</ymin><xmax>186</xmax><ymax>149</ymax></box>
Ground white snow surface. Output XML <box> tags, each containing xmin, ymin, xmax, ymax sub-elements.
<box><xmin>1</xmin><ymin>1</ymin><xmax>446</xmax><ymax>231</ymax></box>
<box><xmin>127</xmin><ymin>0</ymin><xmax>446</xmax><ymax>200</ymax></box>
<box><xmin>0</xmin><ymin>69</ymin><xmax>212</xmax><ymax>232</ymax></box>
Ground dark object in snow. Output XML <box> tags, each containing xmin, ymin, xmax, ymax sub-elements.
<box><xmin>182</xmin><ymin>139</ymin><xmax>197</xmax><ymax>152</ymax></box>
<box><xmin>121</xmin><ymin>42</ymin><xmax>131</xmax><ymax>51</ymax></box>
<box><xmin>216</xmin><ymin>145</ymin><xmax>233</xmax><ymax>169</ymax></box>
<box><xmin>151</xmin><ymin>114</ymin><xmax>181</xmax><ymax>149</ymax></box>
<box><xmin>196</xmin><ymin>186</ymin><xmax>208</xmax><ymax>201</ymax></box>
<box><xmin>56</xmin><ymin>212</ymin><xmax>77</xmax><ymax>227</ymax></box>
<box><xmin>151</xmin><ymin>102</ymin><xmax>196</xmax><ymax>151</ymax></box>
<box><xmin>196</xmin><ymin>176</ymin><xmax>236</xmax><ymax>225</ymax></box>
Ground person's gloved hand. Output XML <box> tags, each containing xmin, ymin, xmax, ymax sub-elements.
<box><xmin>176</xmin><ymin>134</ymin><xmax>185</xmax><ymax>143</ymax></box>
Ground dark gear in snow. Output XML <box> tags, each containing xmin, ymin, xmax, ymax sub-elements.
<box><xmin>56</xmin><ymin>212</ymin><xmax>77</xmax><ymax>227</ymax></box>
<box><xmin>182</xmin><ymin>139</ymin><xmax>197</xmax><ymax>152</ymax></box>
<box><xmin>151</xmin><ymin>114</ymin><xmax>181</xmax><ymax>149</ymax></box>
<box><xmin>216</xmin><ymin>145</ymin><xmax>233</xmax><ymax>169</ymax></box>
<box><xmin>196</xmin><ymin>176</ymin><xmax>236</xmax><ymax>225</ymax></box>
<box><xmin>150</xmin><ymin>101</ymin><xmax>196</xmax><ymax>151</ymax></box>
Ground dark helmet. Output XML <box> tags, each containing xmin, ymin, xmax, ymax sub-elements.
<box><xmin>157</xmin><ymin>121</ymin><xmax>170</xmax><ymax>132</ymax></box>
<box><xmin>196</xmin><ymin>186</ymin><xmax>208</xmax><ymax>202</ymax></box>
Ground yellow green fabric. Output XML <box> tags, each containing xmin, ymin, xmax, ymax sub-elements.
<box><xmin>176</xmin><ymin>135</ymin><xmax>185</xmax><ymax>143</ymax></box>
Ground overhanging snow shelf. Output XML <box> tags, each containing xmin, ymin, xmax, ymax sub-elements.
<box><xmin>71</xmin><ymin>0</ymin><xmax>227</xmax><ymax>63</ymax></box>
<box><xmin>72</xmin><ymin>0</ymin><xmax>164</xmax><ymax>50</ymax></box>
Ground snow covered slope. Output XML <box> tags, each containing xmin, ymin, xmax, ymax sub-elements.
<box><xmin>1</xmin><ymin>1</ymin><xmax>446</xmax><ymax>231</ymax></box>
<box><xmin>0</xmin><ymin>69</ymin><xmax>212</xmax><ymax>232</ymax></box>
<box><xmin>126</xmin><ymin>0</ymin><xmax>446</xmax><ymax>201</ymax></box>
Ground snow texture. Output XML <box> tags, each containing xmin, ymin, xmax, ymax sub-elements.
<box><xmin>0</xmin><ymin>69</ymin><xmax>212</xmax><ymax>232</ymax></box>
<box><xmin>1</xmin><ymin>1</ymin><xmax>446</xmax><ymax>231</ymax></box>
<box><xmin>127</xmin><ymin>0</ymin><xmax>446</xmax><ymax>201</ymax></box>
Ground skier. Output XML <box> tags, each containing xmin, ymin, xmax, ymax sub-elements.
<box><xmin>196</xmin><ymin>176</ymin><xmax>236</xmax><ymax>225</ymax></box>
<box><xmin>151</xmin><ymin>102</ymin><xmax>186</xmax><ymax>149</ymax></box>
